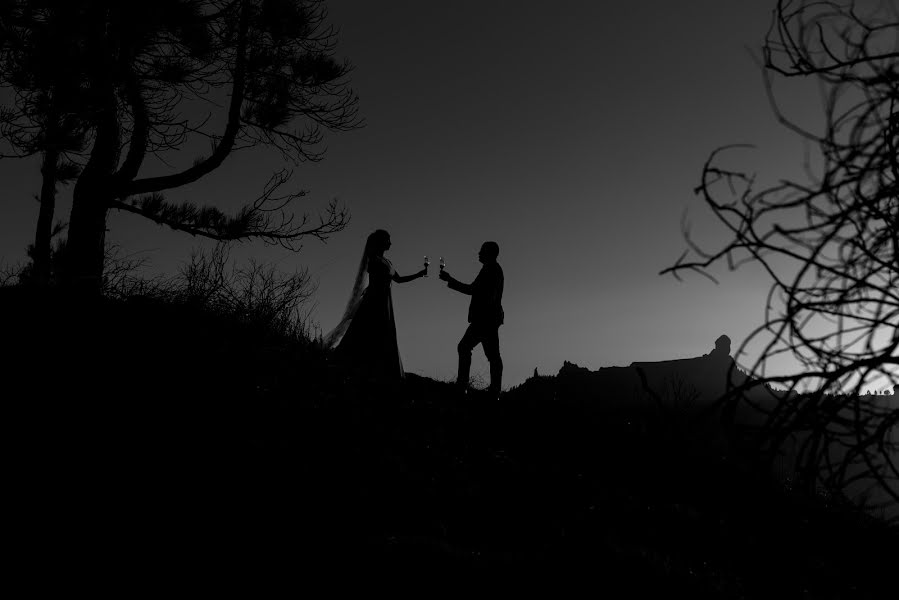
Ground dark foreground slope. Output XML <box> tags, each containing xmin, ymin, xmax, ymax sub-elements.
<box><xmin>3</xmin><ymin>287</ymin><xmax>895</xmax><ymax>596</ymax></box>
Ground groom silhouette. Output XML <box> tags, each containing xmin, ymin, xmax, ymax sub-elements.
<box><xmin>440</xmin><ymin>241</ymin><xmax>504</xmax><ymax>398</ymax></box>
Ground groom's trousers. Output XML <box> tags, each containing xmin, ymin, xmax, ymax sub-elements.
<box><xmin>457</xmin><ymin>322</ymin><xmax>502</xmax><ymax>395</ymax></box>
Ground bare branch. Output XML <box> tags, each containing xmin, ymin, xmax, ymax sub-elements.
<box><xmin>666</xmin><ymin>0</ymin><xmax>899</xmax><ymax>515</ymax></box>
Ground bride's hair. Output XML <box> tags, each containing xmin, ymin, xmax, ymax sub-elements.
<box><xmin>366</xmin><ymin>229</ymin><xmax>390</xmax><ymax>257</ymax></box>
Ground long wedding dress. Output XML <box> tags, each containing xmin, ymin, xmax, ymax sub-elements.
<box><xmin>324</xmin><ymin>253</ymin><xmax>404</xmax><ymax>380</ymax></box>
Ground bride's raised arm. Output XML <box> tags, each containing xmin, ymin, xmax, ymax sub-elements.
<box><xmin>392</xmin><ymin>268</ymin><xmax>427</xmax><ymax>284</ymax></box>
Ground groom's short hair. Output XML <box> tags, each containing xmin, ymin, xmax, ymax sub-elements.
<box><xmin>482</xmin><ymin>241</ymin><xmax>499</xmax><ymax>259</ymax></box>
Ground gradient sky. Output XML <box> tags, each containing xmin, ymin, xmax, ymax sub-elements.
<box><xmin>0</xmin><ymin>0</ymin><xmax>830</xmax><ymax>388</ymax></box>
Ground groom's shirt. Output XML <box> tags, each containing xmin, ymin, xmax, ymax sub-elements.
<box><xmin>448</xmin><ymin>262</ymin><xmax>504</xmax><ymax>327</ymax></box>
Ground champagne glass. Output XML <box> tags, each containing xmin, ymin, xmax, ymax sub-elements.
<box><xmin>439</xmin><ymin>257</ymin><xmax>446</xmax><ymax>273</ymax></box>
<box><xmin>423</xmin><ymin>255</ymin><xmax>430</xmax><ymax>277</ymax></box>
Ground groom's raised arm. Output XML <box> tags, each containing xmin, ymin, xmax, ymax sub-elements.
<box><xmin>444</xmin><ymin>272</ymin><xmax>475</xmax><ymax>295</ymax></box>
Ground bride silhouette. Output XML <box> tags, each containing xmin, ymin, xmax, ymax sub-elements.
<box><xmin>323</xmin><ymin>229</ymin><xmax>426</xmax><ymax>380</ymax></box>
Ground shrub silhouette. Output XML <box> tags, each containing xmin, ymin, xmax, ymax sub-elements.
<box><xmin>663</xmin><ymin>0</ymin><xmax>899</xmax><ymax>510</ymax></box>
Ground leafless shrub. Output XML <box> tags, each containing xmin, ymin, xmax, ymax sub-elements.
<box><xmin>0</xmin><ymin>260</ymin><xmax>25</xmax><ymax>286</ymax></box>
<box><xmin>663</xmin><ymin>0</ymin><xmax>899</xmax><ymax>516</ymax></box>
<box><xmin>171</xmin><ymin>244</ymin><xmax>317</xmax><ymax>342</ymax></box>
<box><xmin>101</xmin><ymin>244</ymin><xmax>165</xmax><ymax>299</ymax></box>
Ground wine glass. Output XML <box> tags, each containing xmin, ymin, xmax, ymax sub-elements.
<box><xmin>423</xmin><ymin>255</ymin><xmax>430</xmax><ymax>277</ymax></box>
<box><xmin>439</xmin><ymin>257</ymin><xmax>446</xmax><ymax>273</ymax></box>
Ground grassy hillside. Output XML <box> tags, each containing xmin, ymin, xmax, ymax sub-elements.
<box><xmin>3</xmin><ymin>286</ymin><xmax>895</xmax><ymax>596</ymax></box>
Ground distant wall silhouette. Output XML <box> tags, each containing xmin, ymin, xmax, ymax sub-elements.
<box><xmin>512</xmin><ymin>334</ymin><xmax>897</xmax><ymax>521</ymax></box>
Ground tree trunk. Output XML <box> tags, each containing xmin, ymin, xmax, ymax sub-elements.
<box><xmin>63</xmin><ymin>99</ymin><xmax>119</xmax><ymax>295</ymax></box>
<box><xmin>31</xmin><ymin>148</ymin><xmax>60</xmax><ymax>285</ymax></box>
<box><xmin>65</xmin><ymin>182</ymin><xmax>110</xmax><ymax>294</ymax></box>
<box><xmin>60</xmin><ymin>7</ymin><xmax>123</xmax><ymax>295</ymax></box>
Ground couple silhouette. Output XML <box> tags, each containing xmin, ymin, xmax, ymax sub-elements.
<box><xmin>324</xmin><ymin>229</ymin><xmax>504</xmax><ymax>397</ymax></box>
